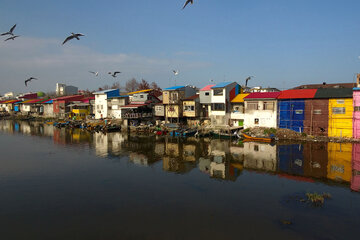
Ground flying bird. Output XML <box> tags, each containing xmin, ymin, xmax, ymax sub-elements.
<box><xmin>182</xmin><ymin>0</ymin><xmax>194</xmax><ymax>9</ymax></box>
<box><xmin>25</xmin><ymin>77</ymin><xmax>37</xmax><ymax>87</ymax></box>
<box><xmin>1</xmin><ymin>24</ymin><xmax>16</xmax><ymax>36</ymax></box>
<box><xmin>62</xmin><ymin>33</ymin><xmax>85</xmax><ymax>45</ymax></box>
<box><xmin>89</xmin><ymin>71</ymin><xmax>99</xmax><ymax>76</ymax></box>
<box><xmin>4</xmin><ymin>35</ymin><xmax>19</xmax><ymax>41</ymax></box>
<box><xmin>173</xmin><ymin>70</ymin><xmax>179</xmax><ymax>76</ymax></box>
<box><xmin>108</xmin><ymin>71</ymin><xmax>121</xmax><ymax>78</ymax></box>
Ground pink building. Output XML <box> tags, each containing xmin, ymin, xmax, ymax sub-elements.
<box><xmin>353</xmin><ymin>74</ymin><xmax>360</xmax><ymax>139</ymax></box>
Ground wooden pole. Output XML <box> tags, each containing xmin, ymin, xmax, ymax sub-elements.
<box><xmin>310</xmin><ymin>103</ymin><xmax>313</xmax><ymax>135</ymax></box>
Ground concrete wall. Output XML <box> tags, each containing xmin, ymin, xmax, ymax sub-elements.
<box><xmin>95</xmin><ymin>94</ymin><xmax>108</xmax><ymax>119</ymax></box>
<box><xmin>199</xmin><ymin>90</ymin><xmax>211</xmax><ymax>104</ymax></box>
<box><xmin>244</xmin><ymin>99</ymin><xmax>278</xmax><ymax>128</ymax></box>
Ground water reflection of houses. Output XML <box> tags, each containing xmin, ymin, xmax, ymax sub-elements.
<box><xmin>327</xmin><ymin>142</ymin><xmax>352</xmax><ymax>183</ymax></box>
<box><xmin>207</xmin><ymin>140</ymin><xmax>241</xmax><ymax>181</ymax></box>
<box><xmin>352</xmin><ymin>143</ymin><xmax>360</xmax><ymax>192</ymax></box>
<box><xmin>163</xmin><ymin>138</ymin><xmax>197</xmax><ymax>173</ymax></box>
<box><xmin>243</xmin><ymin>142</ymin><xmax>277</xmax><ymax>172</ymax></box>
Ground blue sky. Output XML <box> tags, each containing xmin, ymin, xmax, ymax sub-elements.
<box><xmin>1</xmin><ymin>0</ymin><xmax>360</xmax><ymax>94</ymax></box>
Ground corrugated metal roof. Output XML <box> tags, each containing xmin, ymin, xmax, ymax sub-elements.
<box><xmin>245</xmin><ymin>92</ymin><xmax>281</xmax><ymax>99</ymax></box>
<box><xmin>44</xmin><ymin>100</ymin><xmax>53</xmax><ymax>104</ymax></box>
<box><xmin>127</xmin><ymin>89</ymin><xmax>152</xmax><ymax>95</ymax></box>
<box><xmin>183</xmin><ymin>95</ymin><xmax>199</xmax><ymax>101</ymax></box>
<box><xmin>231</xmin><ymin>93</ymin><xmax>250</xmax><ymax>103</ymax></box>
<box><xmin>52</xmin><ymin>95</ymin><xmax>84</xmax><ymax>101</ymax></box>
<box><xmin>278</xmin><ymin>89</ymin><xmax>317</xmax><ymax>99</ymax></box>
<box><xmin>314</xmin><ymin>88</ymin><xmax>353</xmax><ymax>99</ymax></box>
<box><xmin>164</xmin><ymin>86</ymin><xmax>185</xmax><ymax>90</ymax></box>
<box><xmin>5</xmin><ymin>99</ymin><xmax>21</xmax><ymax>104</ymax></box>
<box><xmin>93</xmin><ymin>89</ymin><xmax>118</xmax><ymax>94</ymax></box>
<box><xmin>293</xmin><ymin>82</ymin><xmax>356</xmax><ymax>89</ymax></box>
<box><xmin>211</xmin><ymin>82</ymin><xmax>234</xmax><ymax>88</ymax></box>
<box><xmin>200</xmin><ymin>84</ymin><xmax>216</xmax><ymax>91</ymax></box>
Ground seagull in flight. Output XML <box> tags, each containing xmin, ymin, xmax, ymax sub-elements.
<box><xmin>108</xmin><ymin>71</ymin><xmax>121</xmax><ymax>78</ymax></box>
<box><xmin>25</xmin><ymin>77</ymin><xmax>37</xmax><ymax>87</ymax></box>
<box><xmin>4</xmin><ymin>35</ymin><xmax>19</xmax><ymax>41</ymax></box>
<box><xmin>1</xmin><ymin>24</ymin><xmax>16</xmax><ymax>36</ymax></box>
<box><xmin>173</xmin><ymin>70</ymin><xmax>179</xmax><ymax>76</ymax></box>
<box><xmin>182</xmin><ymin>0</ymin><xmax>194</xmax><ymax>9</ymax></box>
<box><xmin>62</xmin><ymin>33</ymin><xmax>85</xmax><ymax>45</ymax></box>
<box><xmin>89</xmin><ymin>71</ymin><xmax>99</xmax><ymax>76</ymax></box>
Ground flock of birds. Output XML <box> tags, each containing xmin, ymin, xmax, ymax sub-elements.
<box><xmin>0</xmin><ymin>1</ymin><xmax>195</xmax><ymax>87</ymax></box>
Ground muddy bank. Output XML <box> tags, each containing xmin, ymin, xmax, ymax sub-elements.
<box><xmin>243</xmin><ymin>127</ymin><xmax>360</xmax><ymax>143</ymax></box>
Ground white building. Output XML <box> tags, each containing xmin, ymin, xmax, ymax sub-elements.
<box><xmin>94</xmin><ymin>89</ymin><xmax>120</xmax><ymax>119</ymax></box>
<box><xmin>243</xmin><ymin>92</ymin><xmax>280</xmax><ymax>129</ymax></box>
<box><xmin>56</xmin><ymin>83</ymin><xmax>78</xmax><ymax>96</ymax></box>
<box><xmin>210</xmin><ymin>82</ymin><xmax>241</xmax><ymax>126</ymax></box>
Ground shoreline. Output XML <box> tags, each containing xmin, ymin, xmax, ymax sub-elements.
<box><xmin>1</xmin><ymin>116</ymin><xmax>359</xmax><ymax>143</ymax></box>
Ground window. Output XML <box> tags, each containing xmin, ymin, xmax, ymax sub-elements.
<box><xmin>247</xmin><ymin>102</ymin><xmax>258</xmax><ymax>110</ymax></box>
<box><xmin>332</xmin><ymin>107</ymin><xmax>345</xmax><ymax>114</ymax></box>
<box><xmin>295</xmin><ymin>109</ymin><xmax>303</xmax><ymax>114</ymax></box>
<box><xmin>336</xmin><ymin>99</ymin><xmax>345</xmax><ymax>104</ymax></box>
<box><xmin>205</xmin><ymin>92</ymin><xmax>210</xmax><ymax>96</ymax></box>
<box><xmin>313</xmin><ymin>109</ymin><xmax>322</xmax><ymax>114</ymax></box>
<box><xmin>263</xmin><ymin>102</ymin><xmax>274</xmax><ymax>110</ymax></box>
<box><xmin>212</xmin><ymin>103</ymin><xmax>225</xmax><ymax>111</ymax></box>
<box><xmin>97</xmin><ymin>105</ymin><xmax>99</xmax><ymax>110</ymax></box>
<box><xmin>254</xmin><ymin>118</ymin><xmax>259</xmax><ymax>124</ymax></box>
<box><xmin>254</xmin><ymin>145</ymin><xmax>259</xmax><ymax>151</ymax></box>
<box><xmin>355</xmin><ymin>106</ymin><xmax>360</xmax><ymax>112</ymax></box>
<box><xmin>140</xmin><ymin>95</ymin><xmax>144</xmax><ymax>98</ymax></box>
<box><xmin>156</xmin><ymin>106</ymin><xmax>163</xmax><ymax>111</ymax></box>
<box><xmin>184</xmin><ymin>105</ymin><xmax>195</xmax><ymax>111</ymax></box>
<box><xmin>101</xmin><ymin>105</ymin><xmax>103</xmax><ymax>110</ymax></box>
<box><xmin>213</xmin><ymin>89</ymin><xmax>223</xmax><ymax>96</ymax></box>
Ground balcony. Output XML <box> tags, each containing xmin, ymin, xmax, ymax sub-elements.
<box><xmin>121</xmin><ymin>112</ymin><xmax>153</xmax><ymax>119</ymax></box>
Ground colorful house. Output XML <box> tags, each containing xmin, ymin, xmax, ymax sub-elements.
<box><xmin>230</xmin><ymin>93</ymin><xmax>249</xmax><ymax>127</ymax></box>
<box><xmin>312</xmin><ymin>88</ymin><xmax>353</xmax><ymax>138</ymax></box>
<box><xmin>210</xmin><ymin>82</ymin><xmax>241</xmax><ymax>126</ymax></box>
<box><xmin>163</xmin><ymin>86</ymin><xmax>197</xmax><ymax>123</ymax></box>
<box><xmin>277</xmin><ymin>89</ymin><xmax>317</xmax><ymax>133</ymax></box>
<box><xmin>199</xmin><ymin>84</ymin><xmax>215</xmax><ymax>119</ymax></box>
<box><xmin>94</xmin><ymin>89</ymin><xmax>120</xmax><ymax>119</ymax></box>
<box><xmin>244</xmin><ymin>92</ymin><xmax>281</xmax><ymax>129</ymax></box>
<box><xmin>353</xmin><ymin>84</ymin><xmax>360</xmax><ymax>138</ymax></box>
<box><xmin>182</xmin><ymin>95</ymin><xmax>200</xmax><ymax>121</ymax></box>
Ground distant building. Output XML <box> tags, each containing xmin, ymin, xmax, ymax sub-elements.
<box><xmin>199</xmin><ymin>84</ymin><xmax>215</xmax><ymax>119</ymax></box>
<box><xmin>249</xmin><ymin>87</ymin><xmax>280</xmax><ymax>93</ymax></box>
<box><xmin>56</xmin><ymin>83</ymin><xmax>78</xmax><ymax>96</ymax></box>
<box><xmin>293</xmin><ymin>82</ymin><xmax>356</xmax><ymax>89</ymax></box>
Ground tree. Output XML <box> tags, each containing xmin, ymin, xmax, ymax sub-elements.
<box><xmin>125</xmin><ymin>78</ymin><xmax>139</xmax><ymax>92</ymax></box>
<box><xmin>151</xmin><ymin>82</ymin><xmax>162</xmax><ymax>97</ymax></box>
<box><xmin>137</xmin><ymin>79</ymin><xmax>151</xmax><ymax>90</ymax></box>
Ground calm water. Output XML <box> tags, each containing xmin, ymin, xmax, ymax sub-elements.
<box><xmin>0</xmin><ymin>120</ymin><xmax>359</xmax><ymax>240</ymax></box>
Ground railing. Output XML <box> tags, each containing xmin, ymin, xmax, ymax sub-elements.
<box><xmin>121</xmin><ymin>113</ymin><xmax>153</xmax><ymax>119</ymax></box>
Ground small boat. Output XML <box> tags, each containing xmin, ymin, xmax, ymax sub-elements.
<box><xmin>211</xmin><ymin>130</ymin><xmax>239</xmax><ymax>139</ymax></box>
<box><xmin>182</xmin><ymin>129</ymin><xmax>197</xmax><ymax>137</ymax></box>
<box><xmin>105</xmin><ymin>125</ymin><xmax>121</xmax><ymax>132</ymax></box>
<box><xmin>241</xmin><ymin>133</ymin><xmax>274</xmax><ymax>143</ymax></box>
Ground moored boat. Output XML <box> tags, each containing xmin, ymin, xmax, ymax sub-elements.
<box><xmin>241</xmin><ymin>133</ymin><xmax>274</xmax><ymax>143</ymax></box>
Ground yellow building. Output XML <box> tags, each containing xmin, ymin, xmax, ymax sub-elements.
<box><xmin>328</xmin><ymin>98</ymin><xmax>353</xmax><ymax>138</ymax></box>
<box><xmin>71</xmin><ymin>108</ymin><xmax>90</xmax><ymax>120</ymax></box>
<box><xmin>327</xmin><ymin>142</ymin><xmax>352</xmax><ymax>182</ymax></box>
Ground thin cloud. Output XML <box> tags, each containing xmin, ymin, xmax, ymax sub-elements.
<box><xmin>0</xmin><ymin>37</ymin><xmax>211</xmax><ymax>94</ymax></box>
